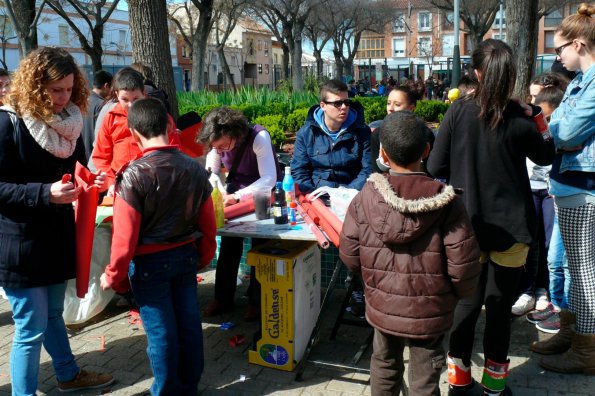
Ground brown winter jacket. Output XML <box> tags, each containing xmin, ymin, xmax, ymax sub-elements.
<box><xmin>339</xmin><ymin>172</ymin><xmax>481</xmax><ymax>339</ymax></box>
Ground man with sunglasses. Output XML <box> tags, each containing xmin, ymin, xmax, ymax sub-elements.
<box><xmin>291</xmin><ymin>79</ymin><xmax>372</xmax><ymax>194</ymax></box>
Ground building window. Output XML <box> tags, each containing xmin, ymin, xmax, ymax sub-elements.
<box><xmin>392</xmin><ymin>37</ymin><xmax>405</xmax><ymax>57</ymax></box>
<box><xmin>274</xmin><ymin>53</ymin><xmax>278</xmax><ymax>64</ymax></box>
<box><xmin>418</xmin><ymin>11</ymin><xmax>431</xmax><ymax>32</ymax></box>
<box><xmin>182</xmin><ymin>45</ymin><xmax>190</xmax><ymax>58</ymax></box>
<box><xmin>418</xmin><ymin>36</ymin><xmax>432</xmax><ymax>54</ymax></box>
<box><xmin>118</xmin><ymin>30</ymin><xmax>126</xmax><ymax>47</ymax></box>
<box><xmin>441</xmin><ymin>34</ymin><xmax>454</xmax><ymax>55</ymax></box>
<box><xmin>257</xmin><ymin>40</ymin><xmax>262</xmax><ymax>51</ymax></box>
<box><xmin>493</xmin><ymin>32</ymin><xmax>506</xmax><ymax>42</ymax></box>
<box><xmin>231</xmin><ymin>54</ymin><xmax>237</xmax><ymax>65</ymax></box>
<box><xmin>357</xmin><ymin>37</ymin><xmax>385</xmax><ymax>59</ymax></box>
<box><xmin>494</xmin><ymin>10</ymin><xmax>506</xmax><ymax>28</ymax></box>
<box><xmin>443</xmin><ymin>11</ymin><xmax>454</xmax><ymax>28</ymax></box>
<box><xmin>545</xmin><ymin>31</ymin><xmax>555</xmax><ymax>49</ymax></box>
<box><xmin>264</xmin><ymin>41</ymin><xmax>269</xmax><ymax>56</ymax></box>
<box><xmin>59</xmin><ymin>25</ymin><xmax>70</xmax><ymax>46</ymax></box>
<box><xmin>544</xmin><ymin>8</ymin><xmax>563</xmax><ymax>27</ymax></box>
<box><xmin>258</xmin><ymin>64</ymin><xmax>262</xmax><ymax>74</ymax></box>
<box><xmin>265</xmin><ymin>64</ymin><xmax>270</xmax><ymax>74</ymax></box>
<box><xmin>393</xmin><ymin>13</ymin><xmax>405</xmax><ymax>32</ymax></box>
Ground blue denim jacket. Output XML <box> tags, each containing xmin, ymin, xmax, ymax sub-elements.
<box><xmin>549</xmin><ymin>64</ymin><xmax>595</xmax><ymax>197</ymax></box>
<box><xmin>290</xmin><ymin>102</ymin><xmax>372</xmax><ymax>193</ymax></box>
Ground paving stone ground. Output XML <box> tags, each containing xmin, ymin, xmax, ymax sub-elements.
<box><xmin>0</xmin><ymin>268</ymin><xmax>593</xmax><ymax>395</ymax></box>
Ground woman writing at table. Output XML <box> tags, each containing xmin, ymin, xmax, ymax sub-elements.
<box><xmin>199</xmin><ymin>106</ymin><xmax>282</xmax><ymax>321</ymax></box>
<box><xmin>0</xmin><ymin>47</ymin><xmax>112</xmax><ymax>395</ymax></box>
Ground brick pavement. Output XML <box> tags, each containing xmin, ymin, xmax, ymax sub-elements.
<box><xmin>0</xmin><ymin>268</ymin><xmax>593</xmax><ymax>395</ymax></box>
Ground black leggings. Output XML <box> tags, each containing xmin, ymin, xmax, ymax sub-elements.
<box><xmin>449</xmin><ymin>259</ymin><xmax>523</xmax><ymax>365</ymax></box>
<box><xmin>213</xmin><ymin>236</ymin><xmax>262</xmax><ymax>306</ymax></box>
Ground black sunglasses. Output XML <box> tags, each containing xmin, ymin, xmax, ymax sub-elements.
<box><xmin>323</xmin><ymin>99</ymin><xmax>353</xmax><ymax>108</ymax></box>
<box><xmin>554</xmin><ymin>41</ymin><xmax>573</xmax><ymax>56</ymax></box>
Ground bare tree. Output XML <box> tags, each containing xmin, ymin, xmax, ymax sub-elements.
<box><xmin>0</xmin><ymin>11</ymin><xmax>17</xmax><ymax>69</ymax></box>
<box><xmin>507</xmin><ymin>0</ymin><xmax>574</xmax><ymax>98</ymax></box>
<box><xmin>5</xmin><ymin>0</ymin><xmax>47</xmax><ymax>58</ymax></box>
<box><xmin>303</xmin><ymin>1</ymin><xmax>335</xmax><ymax>80</ymax></box>
<box><xmin>331</xmin><ymin>0</ymin><xmax>394</xmax><ymax>80</ymax></box>
<box><xmin>45</xmin><ymin>0</ymin><xmax>121</xmax><ymax>72</ymax></box>
<box><xmin>167</xmin><ymin>0</ymin><xmax>214</xmax><ymax>91</ymax></box>
<box><xmin>424</xmin><ymin>0</ymin><xmax>500</xmax><ymax>51</ymax></box>
<box><xmin>212</xmin><ymin>0</ymin><xmax>249</xmax><ymax>90</ymax></box>
<box><xmin>128</xmin><ymin>0</ymin><xmax>179</xmax><ymax>119</ymax></box>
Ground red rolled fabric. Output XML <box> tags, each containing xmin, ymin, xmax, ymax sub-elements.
<box><xmin>296</xmin><ymin>204</ymin><xmax>330</xmax><ymax>249</ymax></box>
<box><xmin>224</xmin><ymin>198</ymin><xmax>255</xmax><ymax>220</ymax></box>
<box><xmin>74</xmin><ymin>162</ymin><xmax>100</xmax><ymax>298</ymax></box>
<box><xmin>308</xmin><ymin>197</ymin><xmax>343</xmax><ymax>236</ymax></box>
<box><xmin>298</xmin><ymin>197</ymin><xmax>320</xmax><ymax>224</ymax></box>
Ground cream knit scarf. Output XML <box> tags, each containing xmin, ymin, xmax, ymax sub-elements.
<box><xmin>2</xmin><ymin>102</ymin><xmax>83</xmax><ymax>158</ymax></box>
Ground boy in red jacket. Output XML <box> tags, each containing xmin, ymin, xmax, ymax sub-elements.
<box><xmin>100</xmin><ymin>98</ymin><xmax>215</xmax><ymax>395</ymax></box>
<box><xmin>339</xmin><ymin>111</ymin><xmax>480</xmax><ymax>396</ymax></box>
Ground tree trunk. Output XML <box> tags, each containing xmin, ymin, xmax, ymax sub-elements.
<box><xmin>12</xmin><ymin>0</ymin><xmax>38</xmax><ymax>58</ymax></box>
<box><xmin>506</xmin><ymin>0</ymin><xmax>539</xmax><ymax>98</ymax></box>
<box><xmin>291</xmin><ymin>22</ymin><xmax>304</xmax><ymax>91</ymax></box>
<box><xmin>333</xmin><ymin>50</ymin><xmax>344</xmax><ymax>79</ymax></box>
<box><xmin>192</xmin><ymin>0</ymin><xmax>213</xmax><ymax>91</ymax></box>
<box><xmin>217</xmin><ymin>46</ymin><xmax>236</xmax><ymax>90</ymax></box>
<box><xmin>313</xmin><ymin>48</ymin><xmax>323</xmax><ymax>80</ymax></box>
<box><xmin>282</xmin><ymin>47</ymin><xmax>290</xmax><ymax>80</ymax></box>
<box><xmin>128</xmin><ymin>0</ymin><xmax>179</xmax><ymax>120</ymax></box>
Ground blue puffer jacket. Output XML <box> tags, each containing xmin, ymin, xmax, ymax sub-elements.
<box><xmin>290</xmin><ymin>101</ymin><xmax>372</xmax><ymax>193</ymax></box>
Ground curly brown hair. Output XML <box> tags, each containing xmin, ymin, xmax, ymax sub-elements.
<box><xmin>7</xmin><ymin>47</ymin><xmax>89</xmax><ymax>122</ymax></box>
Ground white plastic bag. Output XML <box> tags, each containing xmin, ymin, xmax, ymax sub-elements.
<box><xmin>63</xmin><ymin>225</ymin><xmax>115</xmax><ymax>325</ymax></box>
<box><xmin>308</xmin><ymin>186</ymin><xmax>359</xmax><ymax>218</ymax></box>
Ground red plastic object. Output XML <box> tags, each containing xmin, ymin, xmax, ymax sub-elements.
<box><xmin>61</xmin><ymin>174</ymin><xmax>72</xmax><ymax>183</ymax></box>
<box><xmin>309</xmin><ymin>197</ymin><xmax>343</xmax><ymax>236</ymax></box>
<box><xmin>223</xmin><ymin>198</ymin><xmax>255</xmax><ymax>220</ymax></box>
<box><xmin>73</xmin><ymin>162</ymin><xmax>99</xmax><ymax>298</ymax></box>
<box><xmin>296</xmin><ymin>204</ymin><xmax>330</xmax><ymax>249</ymax></box>
<box><xmin>229</xmin><ymin>334</ymin><xmax>246</xmax><ymax>347</ymax></box>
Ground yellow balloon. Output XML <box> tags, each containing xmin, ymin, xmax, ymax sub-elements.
<box><xmin>448</xmin><ymin>88</ymin><xmax>460</xmax><ymax>101</ymax></box>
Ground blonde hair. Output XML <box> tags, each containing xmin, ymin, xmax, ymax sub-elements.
<box><xmin>8</xmin><ymin>47</ymin><xmax>89</xmax><ymax>122</ymax></box>
<box><xmin>556</xmin><ymin>3</ymin><xmax>595</xmax><ymax>51</ymax></box>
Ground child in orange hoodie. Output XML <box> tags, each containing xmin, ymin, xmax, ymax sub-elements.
<box><xmin>92</xmin><ymin>68</ymin><xmax>179</xmax><ymax>195</ymax></box>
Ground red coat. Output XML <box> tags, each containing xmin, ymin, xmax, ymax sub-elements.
<box><xmin>92</xmin><ymin>102</ymin><xmax>180</xmax><ymax>186</ymax></box>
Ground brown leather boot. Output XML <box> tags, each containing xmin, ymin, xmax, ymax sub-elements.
<box><xmin>530</xmin><ymin>310</ymin><xmax>575</xmax><ymax>355</ymax></box>
<box><xmin>539</xmin><ymin>332</ymin><xmax>595</xmax><ymax>375</ymax></box>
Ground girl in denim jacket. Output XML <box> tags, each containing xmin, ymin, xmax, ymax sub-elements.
<box><xmin>534</xmin><ymin>3</ymin><xmax>595</xmax><ymax>375</ymax></box>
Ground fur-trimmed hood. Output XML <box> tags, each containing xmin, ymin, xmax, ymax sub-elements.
<box><xmin>361</xmin><ymin>172</ymin><xmax>457</xmax><ymax>245</ymax></box>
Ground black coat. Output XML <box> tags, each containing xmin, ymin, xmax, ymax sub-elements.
<box><xmin>0</xmin><ymin>110</ymin><xmax>85</xmax><ymax>288</ymax></box>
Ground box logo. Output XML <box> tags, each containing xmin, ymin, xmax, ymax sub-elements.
<box><xmin>260</xmin><ymin>344</ymin><xmax>289</xmax><ymax>366</ymax></box>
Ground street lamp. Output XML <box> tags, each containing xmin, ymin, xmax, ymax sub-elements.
<box><xmin>452</xmin><ymin>0</ymin><xmax>461</xmax><ymax>86</ymax></box>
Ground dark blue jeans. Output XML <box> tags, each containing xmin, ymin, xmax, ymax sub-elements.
<box><xmin>129</xmin><ymin>244</ymin><xmax>203</xmax><ymax>396</ymax></box>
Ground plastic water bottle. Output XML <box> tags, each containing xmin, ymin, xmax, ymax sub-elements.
<box><xmin>282</xmin><ymin>166</ymin><xmax>295</xmax><ymax>203</ymax></box>
<box><xmin>211</xmin><ymin>185</ymin><xmax>225</xmax><ymax>228</ymax></box>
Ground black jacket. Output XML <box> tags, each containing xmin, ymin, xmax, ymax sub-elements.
<box><xmin>0</xmin><ymin>110</ymin><xmax>85</xmax><ymax>288</ymax></box>
<box><xmin>427</xmin><ymin>98</ymin><xmax>555</xmax><ymax>251</ymax></box>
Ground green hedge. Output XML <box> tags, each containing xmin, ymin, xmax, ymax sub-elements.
<box><xmin>178</xmin><ymin>89</ymin><xmax>449</xmax><ymax>138</ymax></box>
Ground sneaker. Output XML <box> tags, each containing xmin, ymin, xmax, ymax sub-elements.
<box><xmin>511</xmin><ymin>293</ymin><xmax>535</xmax><ymax>316</ymax></box>
<box><xmin>346</xmin><ymin>290</ymin><xmax>365</xmax><ymax>318</ymax></box>
<box><xmin>526</xmin><ymin>303</ymin><xmax>558</xmax><ymax>324</ymax></box>
<box><xmin>535</xmin><ymin>288</ymin><xmax>549</xmax><ymax>311</ymax></box>
<box><xmin>58</xmin><ymin>369</ymin><xmax>114</xmax><ymax>392</ymax></box>
<box><xmin>536</xmin><ymin>311</ymin><xmax>561</xmax><ymax>334</ymax></box>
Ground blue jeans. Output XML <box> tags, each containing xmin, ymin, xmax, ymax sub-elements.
<box><xmin>129</xmin><ymin>244</ymin><xmax>204</xmax><ymax>396</ymax></box>
<box><xmin>4</xmin><ymin>282</ymin><xmax>80</xmax><ymax>396</ymax></box>
<box><xmin>547</xmin><ymin>214</ymin><xmax>570</xmax><ymax>309</ymax></box>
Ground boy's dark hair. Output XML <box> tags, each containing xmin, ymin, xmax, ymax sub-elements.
<box><xmin>93</xmin><ymin>70</ymin><xmax>113</xmax><ymax>89</ymax></box>
<box><xmin>457</xmin><ymin>75</ymin><xmax>478</xmax><ymax>95</ymax></box>
<box><xmin>319</xmin><ymin>79</ymin><xmax>348</xmax><ymax>102</ymax></box>
<box><xmin>379</xmin><ymin>111</ymin><xmax>427</xmax><ymax>166</ymax></box>
<box><xmin>0</xmin><ymin>68</ymin><xmax>8</xmax><ymax>78</ymax></box>
<box><xmin>198</xmin><ymin>106</ymin><xmax>250</xmax><ymax>146</ymax></box>
<box><xmin>127</xmin><ymin>98</ymin><xmax>168</xmax><ymax>139</ymax></box>
<box><xmin>535</xmin><ymin>86</ymin><xmax>564</xmax><ymax>110</ymax></box>
<box><xmin>531</xmin><ymin>72</ymin><xmax>569</xmax><ymax>92</ymax></box>
<box><xmin>112</xmin><ymin>67</ymin><xmax>145</xmax><ymax>93</ymax></box>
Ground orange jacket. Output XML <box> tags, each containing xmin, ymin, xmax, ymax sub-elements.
<box><xmin>92</xmin><ymin>102</ymin><xmax>180</xmax><ymax>186</ymax></box>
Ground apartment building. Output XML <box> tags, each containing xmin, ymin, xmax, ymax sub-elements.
<box><xmin>356</xmin><ymin>1</ymin><xmax>583</xmax><ymax>84</ymax></box>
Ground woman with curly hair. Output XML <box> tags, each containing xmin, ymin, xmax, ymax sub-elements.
<box><xmin>0</xmin><ymin>47</ymin><xmax>113</xmax><ymax>394</ymax></box>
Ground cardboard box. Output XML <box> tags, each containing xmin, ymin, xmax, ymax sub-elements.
<box><xmin>247</xmin><ymin>240</ymin><xmax>321</xmax><ymax>371</ymax></box>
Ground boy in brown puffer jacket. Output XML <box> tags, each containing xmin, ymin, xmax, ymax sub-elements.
<box><xmin>339</xmin><ymin>111</ymin><xmax>481</xmax><ymax>396</ymax></box>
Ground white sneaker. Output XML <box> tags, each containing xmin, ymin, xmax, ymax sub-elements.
<box><xmin>535</xmin><ymin>288</ymin><xmax>549</xmax><ymax>311</ymax></box>
<box><xmin>511</xmin><ymin>293</ymin><xmax>535</xmax><ymax>316</ymax></box>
